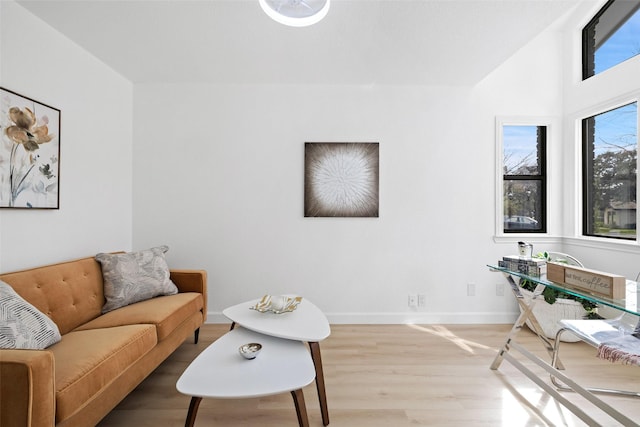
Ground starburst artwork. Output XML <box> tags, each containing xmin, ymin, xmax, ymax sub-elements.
<box><xmin>304</xmin><ymin>142</ymin><xmax>379</xmax><ymax>217</ymax></box>
<box><xmin>0</xmin><ymin>87</ymin><xmax>60</xmax><ymax>209</ymax></box>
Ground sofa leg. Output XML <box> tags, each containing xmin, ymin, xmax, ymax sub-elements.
<box><xmin>194</xmin><ymin>328</ymin><xmax>200</xmax><ymax>344</ymax></box>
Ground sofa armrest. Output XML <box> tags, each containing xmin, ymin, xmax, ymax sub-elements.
<box><xmin>0</xmin><ymin>349</ymin><xmax>55</xmax><ymax>427</ymax></box>
<box><xmin>170</xmin><ymin>269</ymin><xmax>208</xmax><ymax>321</ymax></box>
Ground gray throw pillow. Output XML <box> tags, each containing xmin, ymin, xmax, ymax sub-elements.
<box><xmin>96</xmin><ymin>245</ymin><xmax>178</xmax><ymax>313</ymax></box>
<box><xmin>0</xmin><ymin>280</ymin><xmax>62</xmax><ymax>349</ymax></box>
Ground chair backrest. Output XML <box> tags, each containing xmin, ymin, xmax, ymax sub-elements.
<box><xmin>617</xmin><ymin>312</ymin><xmax>640</xmax><ymax>333</ymax></box>
<box><xmin>546</xmin><ymin>252</ymin><xmax>584</xmax><ymax>267</ymax></box>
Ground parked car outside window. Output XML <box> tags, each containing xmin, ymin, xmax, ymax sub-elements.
<box><xmin>504</xmin><ymin>215</ymin><xmax>540</xmax><ymax>230</ymax></box>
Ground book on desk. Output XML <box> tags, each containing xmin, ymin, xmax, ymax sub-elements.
<box><xmin>499</xmin><ymin>255</ymin><xmax>547</xmax><ymax>277</ymax></box>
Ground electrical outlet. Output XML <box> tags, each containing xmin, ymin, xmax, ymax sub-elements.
<box><xmin>418</xmin><ymin>294</ymin><xmax>426</xmax><ymax>307</ymax></box>
<box><xmin>467</xmin><ymin>283</ymin><xmax>476</xmax><ymax>296</ymax></box>
<box><xmin>408</xmin><ymin>294</ymin><xmax>417</xmax><ymax>307</ymax></box>
<box><xmin>496</xmin><ymin>283</ymin><xmax>504</xmax><ymax>296</ymax></box>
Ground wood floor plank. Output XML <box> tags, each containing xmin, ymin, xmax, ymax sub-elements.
<box><xmin>98</xmin><ymin>324</ymin><xmax>640</xmax><ymax>426</ymax></box>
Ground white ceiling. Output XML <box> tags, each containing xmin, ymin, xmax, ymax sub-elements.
<box><xmin>15</xmin><ymin>0</ymin><xmax>582</xmax><ymax>85</ymax></box>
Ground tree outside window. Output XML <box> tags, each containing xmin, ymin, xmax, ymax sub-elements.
<box><xmin>583</xmin><ymin>0</ymin><xmax>640</xmax><ymax>79</ymax></box>
<box><xmin>503</xmin><ymin>125</ymin><xmax>546</xmax><ymax>233</ymax></box>
<box><xmin>583</xmin><ymin>102</ymin><xmax>638</xmax><ymax>240</ymax></box>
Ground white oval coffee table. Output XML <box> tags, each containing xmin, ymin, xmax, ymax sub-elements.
<box><xmin>176</xmin><ymin>327</ymin><xmax>315</xmax><ymax>427</ymax></box>
<box><xmin>223</xmin><ymin>297</ymin><xmax>331</xmax><ymax>425</ymax></box>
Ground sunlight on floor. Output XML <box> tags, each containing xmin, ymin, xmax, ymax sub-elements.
<box><xmin>501</xmin><ymin>388</ymin><xmax>580</xmax><ymax>427</ymax></box>
<box><xmin>405</xmin><ymin>324</ymin><xmax>492</xmax><ymax>354</ymax></box>
<box><xmin>404</xmin><ymin>324</ymin><xmax>587</xmax><ymax>426</ymax></box>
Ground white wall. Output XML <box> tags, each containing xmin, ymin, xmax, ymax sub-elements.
<box><xmin>6</xmin><ymin>1</ymin><xmax>630</xmax><ymax>325</ymax></box>
<box><xmin>133</xmin><ymin>28</ymin><xmax>567</xmax><ymax>323</ymax></box>
<box><xmin>0</xmin><ymin>1</ymin><xmax>133</xmax><ymax>272</ymax></box>
<box><xmin>559</xmin><ymin>1</ymin><xmax>640</xmax><ymax>280</ymax></box>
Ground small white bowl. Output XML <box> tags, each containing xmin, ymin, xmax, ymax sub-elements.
<box><xmin>239</xmin><ymin>342</ymin><xmax>262</xmax><ymax>359</ymax></box>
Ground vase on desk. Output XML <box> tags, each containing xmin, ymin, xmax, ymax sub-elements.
<box><xmin>520</xmin><ymin>289</ymin><xmax>586</xmax><ymax>343</ymax></box>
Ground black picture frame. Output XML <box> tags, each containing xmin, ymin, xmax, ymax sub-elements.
<box><xmin>0</xmin><ymin>87</ymin><xmax>60</xmax><ymax>209</ymax></box>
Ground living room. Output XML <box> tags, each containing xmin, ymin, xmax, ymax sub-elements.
<box><xmin>1</xmin><ymin>0</ymin><xmax>640</xmax><ymax>426</ymax></box>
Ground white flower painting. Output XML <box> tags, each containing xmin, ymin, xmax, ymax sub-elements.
<box><xmin>305</xmin><ymin>142</ymin><xmax>379</xmax><ymax>217</ymax></box>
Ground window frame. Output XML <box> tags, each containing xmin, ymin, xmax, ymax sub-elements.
<box><xmin>580</xmin><ymin>100</ymin><xmax>639</xmax><ymax>241</ymax></box>
<box><xmin>495</xmin><ymin>117</ymin><xmax>551</xmax><ymax>237</ymax></box>
<box><xmin>582</xmin><ymin>0</ymin><xmax>640</xmax><ymax>80</ymax></box>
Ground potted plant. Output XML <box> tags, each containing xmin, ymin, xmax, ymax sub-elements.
<box><xmin>519</xmin><ymin>251</ymin><xmax>601</xmax><ymax>342</ymax></box>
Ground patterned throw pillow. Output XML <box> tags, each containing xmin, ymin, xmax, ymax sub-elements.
<box><xmin>96</xmin><ymin>246</ymin><xmax>178</xmax><ymax>313</ymax></box>
<box><xmin>0</xmin><ymin>280</ymin><xmax>62</xmax><ymax>349</ymax></box>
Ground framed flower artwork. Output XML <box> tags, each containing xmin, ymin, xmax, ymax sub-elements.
<box><xmin>0</xmin><ymin>87</ymin><xmax>60</xmax><ymax>209</ymax></box>
<box><xmin>304</xmin><ymin>142</ymin><xmax>379</xmax><ymax>217</ymax></box>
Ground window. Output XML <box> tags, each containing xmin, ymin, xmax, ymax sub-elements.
<box><xmin>583</xmin><ymin>0</ymin><xmax>640</xmax><ymax>79</ymax></box>
<box><xmin>502</xmin><ymin>125</ymin><xmax>547</xmax><ymax>233</ymax></box>
<box><xmin>583</xmin><ymin>102</ymin><xmax>638</xmax><ymax>240</ymax></box>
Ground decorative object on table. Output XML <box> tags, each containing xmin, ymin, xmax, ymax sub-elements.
<box><xmin>546</xmin><ymin>262</ymin><xmax>626</xmax><ymax>300</ymax></box>
<box><xmin>259</xmin><ymin>0</ymin><xmax>330</xmax><ymax>27</ymax></box>
<box><xmin>0</xmin><ymin>87</ymin><xmax>60</xmax><ymax>209</ymax></box>
<box><xmin>250</xmin><ymin>295</ymin><xmax>303</xmax><ymax>314</ymax></box>
<box><xmin>499</xmin><ymin>255</ymin><xmax>547</xmax><ymax>277</ymax></box>
<box><xmin>517</xmin><ymin>241</ymin><xmax>533</xmax><ymax>258</ymax></box>
<box><xmin>304</xmin><ymin>142</ymin><xmax>379</xmax><ymax>217</ymax></box>
<box><xmin>238</xmin><ymin>342</ymin><xmax>262</xmax><ymax>360</ymax></box>
<box><xmin>501</xmin><ymin>251</ymin><xmax>601</xmax><ymax>342</ymax></box>
<box><xmin>514</xmin><ymin>252</ymin><xmax>599</xmax><ymax>316</ymax></box>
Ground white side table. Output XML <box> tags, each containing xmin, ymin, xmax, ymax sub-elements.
<box><xmin>223</xmin><ymin>297</ymin><xmax>331</xmax><ymax>425</ymax></box>
<box><xmin>176</xmin><ymin>327</ymin><xmax>315</xmax><ymax>427</ymax></box>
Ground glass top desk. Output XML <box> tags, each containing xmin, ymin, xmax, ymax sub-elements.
<box><xmin>488</xmin><ymin>264</ymin><xmax>640</xmax><ymax>316</ymax></box>
<box><xmin>488</xmin><ymin>264</ymin><xmax>640</xmax><ymax>427</ymax></box>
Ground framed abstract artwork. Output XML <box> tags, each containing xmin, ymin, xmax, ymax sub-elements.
<box><xmin>305</xmin><ymin>142</ymin><xmax>379</xmax><ymax>217</ymax></box>
<box><xmin>0</xmin><ymin>87</ymin><xmax>60</xmax><ymax>209</ymax></box>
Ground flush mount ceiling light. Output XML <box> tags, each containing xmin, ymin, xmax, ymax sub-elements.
<box><xmin>259</xmin><ymin>0</ymin><xmax>330</xmax><ymax>27</ymax></box>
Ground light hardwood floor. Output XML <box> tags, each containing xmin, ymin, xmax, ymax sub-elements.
<box><xmin>98</xmin><ymin>324</ymin><xmax>640</xmax><ymax>427</ymax></box>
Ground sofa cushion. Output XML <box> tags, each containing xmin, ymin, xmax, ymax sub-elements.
<box><xmin>96</xmin><ymin>246</ymin><xmax>178</xmax><ymax>313</ymax></box>
<box><xmin>74</xmin><ymin>292</ymin><xmax>204</xmax><ymax>341</ymax></box>
<box><xmin>0</xmin><ymin>280</ymin><xmax>62</xmax><ymax>349</ymax></box>
<box><xmin>0</xmin><ymin>257</ymin><xmax>104</xmax><ymax>335</ymax></box>
<box><xmin>50</xmin><ymin>324</ymin><xmax>157</xmax><ymax>423</ymax></box>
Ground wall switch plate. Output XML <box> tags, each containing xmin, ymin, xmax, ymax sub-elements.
<box><xmin>408</xmin><ymin>294</ymin><xmax>417</xmax><ymax>307</ymax></box>
<box><xmin>467</xmin><ymin>283</ymin><xmax>476</xmax><ymax>296</ymax></box>
<box><xmin>417</xmin><ymin>294</ymin><xmax>426</xmax><ymax>307</ymax></box>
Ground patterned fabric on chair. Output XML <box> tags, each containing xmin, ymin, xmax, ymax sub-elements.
<box><xmin>597</xmin><ymin>317</ymin><xmax>640</xmax><ymax>366</ymax></box>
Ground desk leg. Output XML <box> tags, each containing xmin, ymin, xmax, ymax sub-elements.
<box><xmin>291</xmin><ymin>389</ymin><xmax>310</xmax><ymax>427</ymax></box>
<box><xmin>309</xmin><ymin>342</ymin><xmax>329</xmax><ymax>426</ymax></box>
<box><xmin>491</xmin><ymin>274</ymin><xmax>564</xmax><ymax>370</ymax></box>
<box><xmin>184</xmin><ymin>396</ymin><xmax>202</xmax><ymax>427</ymax></box>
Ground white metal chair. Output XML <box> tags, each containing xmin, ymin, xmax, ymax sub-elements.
<box><xmin>544</xmin><ymin>251</ymin><xmax>584</xmax><ymax>267</ymax></box>
<box><xmin>551</xmin><ymin>298</ymin><xmax>640</xmax><ymax>397</ymax></box>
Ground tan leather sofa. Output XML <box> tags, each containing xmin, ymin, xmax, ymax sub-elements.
<box><xmin>0</xmin><ymin>254</ymin><xmax>207</xmax><ymax>427</ymax></box>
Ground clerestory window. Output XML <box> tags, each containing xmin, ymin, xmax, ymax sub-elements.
<box><xmin>583</xmin><ymin>0</ymin><xmax>640</xmax><ymax>79</ymax></box>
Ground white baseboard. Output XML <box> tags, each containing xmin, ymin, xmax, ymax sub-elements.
<box><xmin>205</xmin><ymin>311</ymin><xmax>518</xmax><ymax>324</ymax></box>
